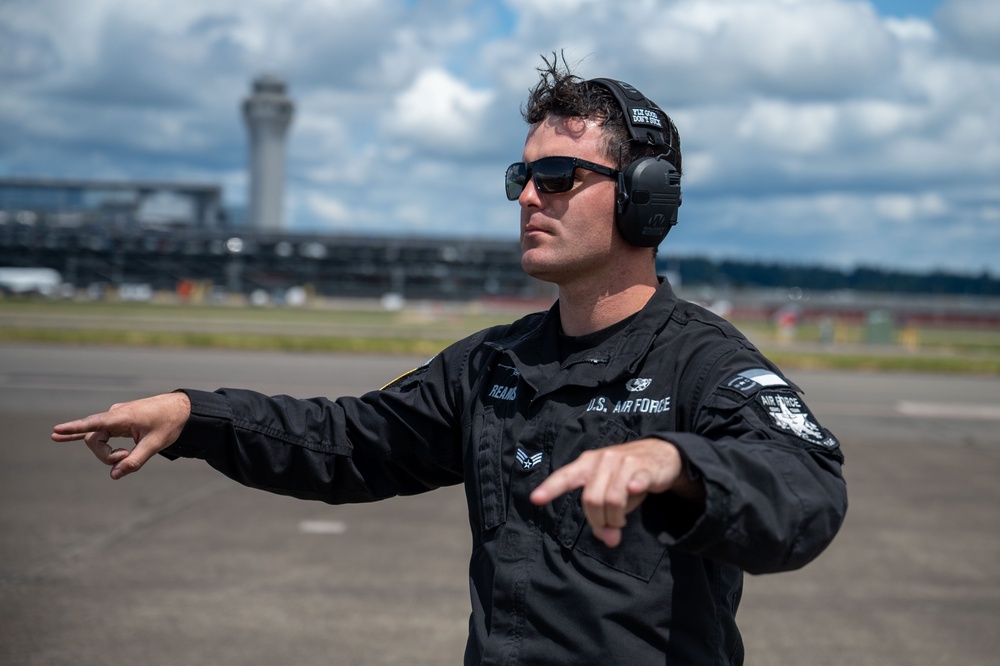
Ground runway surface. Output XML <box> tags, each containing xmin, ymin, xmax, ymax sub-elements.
<box><xmin>2</xmin><ymin>343</ymin><xmax>998</xmax><ymax>665</ymax></box>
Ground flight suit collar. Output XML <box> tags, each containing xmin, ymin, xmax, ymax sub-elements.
<box><xmin>489</xmin><ymin>279</ymin><xmax>680</xmax><ymax>398</ymax></box>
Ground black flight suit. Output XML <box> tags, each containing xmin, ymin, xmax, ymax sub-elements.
<box><xmin>164</xmin><ymin>280</ymin><xmax>847</xmax><ymax>665</ymax></box>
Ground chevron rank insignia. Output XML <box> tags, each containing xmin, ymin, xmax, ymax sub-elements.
<box><xmin>516</xmin><ymin>448</ymin><xmax>544</xmax><ymax>470</ymax></box>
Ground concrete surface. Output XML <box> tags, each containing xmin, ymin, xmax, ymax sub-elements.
<box><xmin>1</xmin><ymin>343</ymin><xmax>998</xmax><ymax>665</ymax></box>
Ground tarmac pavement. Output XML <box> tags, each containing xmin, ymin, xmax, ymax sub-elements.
<box><xmin>1</xmin><ymin>343</ymin><xmax>998</xmax><ymax>665</ymax></box>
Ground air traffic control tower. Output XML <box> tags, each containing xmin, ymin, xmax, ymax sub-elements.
<box><xmin>242</xmin><ymin>74</ymin><xmax>294</xmax><ymax>231</ymax></box>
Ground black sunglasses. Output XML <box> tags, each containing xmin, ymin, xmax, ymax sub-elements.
<box><xmin>505</xmin><ymin>156</ymin><xmax>619</xmax><ymax>201</ymax></box>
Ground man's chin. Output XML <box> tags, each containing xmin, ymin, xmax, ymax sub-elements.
<box><xmin>521</xmin><ymin>253</ymin><xmax>561</xmax><ymax>284</ymax></box>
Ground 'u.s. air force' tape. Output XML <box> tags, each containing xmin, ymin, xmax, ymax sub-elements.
<box><xmin>724</xmin><ymin>368</ymin><xmax>788</xmax><ymax>397</ymax></box>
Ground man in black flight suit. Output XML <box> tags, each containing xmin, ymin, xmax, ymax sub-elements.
<box><xmin>53</xmin><ymin>58</ymin><xmax>847</xmax><ymax>665</ymax></box>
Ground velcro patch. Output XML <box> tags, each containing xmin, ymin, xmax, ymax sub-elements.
<box><xmin>630</xmin><ymin>107</ymin><xmax>664</xmax><ymax>128</ymax></box>
<box><xmin>723</xmin><ymin>368</ymin><xmax>789</xmax><ymax>397</ymax></box>
<box><xmin>380</xmin><ymin>356</ymin><xmax>434</xmax><ymax>391</ymax></box>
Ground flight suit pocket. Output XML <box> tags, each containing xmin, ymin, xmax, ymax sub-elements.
<box><xmin>549</xmin><ymin>419</ymin><xmax>671</xmax><ymax>582</ymax></box>
<box><xmin>471</xmin><ymin>406</ymin><xmax>506</xmax><ymax>532</ymax></box>
<box><xmin>570</xmin><ymin>503</ymin><xmax>671</xmax><ymax>581</ymax></box>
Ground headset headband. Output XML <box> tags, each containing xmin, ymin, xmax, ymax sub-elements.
<box><xmin>585</xmin><ymin>78</ymin><xmax>682</xmax><ymax>248</ymax></box>
<box><xmin>586</xmin><ymin>77</ymin><xmax>676</xmax><ymax>156</ymax></box>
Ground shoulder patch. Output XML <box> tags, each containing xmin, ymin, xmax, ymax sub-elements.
<box><xmin>757</xmin><ymin>389</ymin><xmax>841</xmax><ymax>454</ymax></box>
<box><xmin>723</xmin><ymin>368</ymin><xmax>789</xmax><ymax>397</ymax></box>
<box><xmin>380</xmin><ymin>356</ymin><xmax>434</xmax><ymax>391</ymax></box>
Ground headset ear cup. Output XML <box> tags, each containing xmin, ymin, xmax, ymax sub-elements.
<box><xmin>615</xmin><ymin>156</ymin><xmax>681</xmax><ymax>247</ymax></box>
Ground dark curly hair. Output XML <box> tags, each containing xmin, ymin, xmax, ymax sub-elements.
<box><xmin>521</xmin><ymin>53</ymin><xmax>682</xmax><ymax>174</ymax></box>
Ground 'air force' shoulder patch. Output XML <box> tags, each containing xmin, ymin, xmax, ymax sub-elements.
<box><xmin>758</xmin><ymin>389</ymin><xmax>841</xmax><ymax>452</ymax></box>
<box><xmin>720</xmin><ymin>368</ymin><xmax>842</xmax><ymax>460</ymax></box>
<box><xmin>755</xmin><ymin>389</ymin><xmax>844</xmax><ymax>464</ymax></box>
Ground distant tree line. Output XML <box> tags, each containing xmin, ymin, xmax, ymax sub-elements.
<box><xmin>665</xmin><ymin>257</ymin><xmax>999</xmax><ymax>296</ymax></box>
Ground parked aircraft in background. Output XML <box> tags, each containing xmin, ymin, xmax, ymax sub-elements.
<box><xmin>0</xmin><ymin>267</ymin><xmax>64</xmax><ymax>296</ymax></box>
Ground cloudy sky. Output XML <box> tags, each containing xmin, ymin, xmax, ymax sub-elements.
<box><xmin>1</xmin><ymin>0</ymin><xmax>998</xmax><ymax>275</ymax></box>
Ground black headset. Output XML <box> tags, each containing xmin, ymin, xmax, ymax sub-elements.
<box><xmin>587</xmin><ymin>78</ymin><xmax>682</xmax><ymax>248</ymax></box>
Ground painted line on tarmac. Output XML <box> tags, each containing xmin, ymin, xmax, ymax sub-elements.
<box><xmin>299</xmin><ymin>520</ymin><xmax>348</xmax><ymax>535</ymax></box>
<box><xmin>896</xmin><ymin>401</ymin><xmax>1000</xmax><ymax>421</ymax></box>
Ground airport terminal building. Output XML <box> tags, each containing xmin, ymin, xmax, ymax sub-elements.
<box><xmin>0</xmin><ymin>177</ymin><xmax>546</xmax><ymax>303</ymax></box>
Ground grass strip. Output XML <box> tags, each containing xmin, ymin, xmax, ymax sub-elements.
<box><xmin>0</xmin><ymin>327</ymin><xmax>450</xmax><ymax>357</ymax></box>
<box><xmin>761</xmin><ymin>350</ymin><xmax>1000</xmax><ymax>376</ymax></box>
<box><xmin>2</xmin><ymin>327</ymin><xmax>997</xmax><ymax>374</ymax></box>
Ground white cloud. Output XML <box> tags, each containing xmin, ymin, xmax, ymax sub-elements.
<box><xmin>841</xmin><ymin>100</ymin><xmax>911</xmax><ymax>139</ymax></box>
<box><xmin>0</xmin><ymin>0</ymin><xmax>997</xmax><ymax>274</ymax></box>
<box><xmin>673</xmin><ymin>189</ymin><xmax>983</xmax><ymax>272</ymax></box>
<box><xmin>306</xmin><ymin>192</ymin><xmax>351</xmax><ymax>225</ymax></box>
<box><xmin>386</xmin><ymin>68</ymin><xmax>495</xmax><ymax>154</ymax></box>
<box><xmin>875</xmin><ymin>193</ymin><xmax>949</xmax><ymax>222</ymax></box>
<box><xmin>737</xmin><ymin>101</ymin><xmax>840</xmax><ymax>154</ymax></box>
<box><xmin>393</xmin><ymin>202</ymin><xmax>432</xmax><ymax>228</ymax></box>
<box><xmin>937</xmin><ymin>0</ymin><xmax>1000</xmax><ymax>59</ymax></box>
<box><xmin>884</xmin><ymin>17</ymin><xmax>937</xmax><ymax>42</ymax></box>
